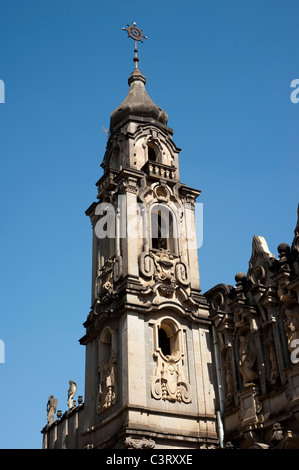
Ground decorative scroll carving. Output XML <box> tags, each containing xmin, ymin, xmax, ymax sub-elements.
<box><xmin>151</xmin><ymin>361</ymin><xmax>192</xmax><ymax>403</ymax></box>
<box><xmin>125</xmin><ymin>436</ymin><xmax>155</xmax><ymax>449</ymax></box>
<box><xmin>211</xmin><ymin>291</ymin><xmax>225</xmax><ymax>311</ymax></box>
<box><xmin>250</xmin><ymin>265</ymin><xmax>266</xmax><ymax>285</ymax></box>
<box><xmin>139</xmin><ymin>251</ymin><xmax>155</xmax><ymax>278</ymax></box>
<box><xmin>175</xmin><ymin>261</ymin><xmax>190</xmax><ymax>286</ymax></box>
<box><xmin>139</xmin><ymin>249</ymin><xmax>190</xmax><ymax>297</ymax></box>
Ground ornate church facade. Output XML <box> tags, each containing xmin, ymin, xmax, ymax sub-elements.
<box><xmin>41</xmin><ymin>26</ymin><xmax>299</xmax><ymax>450</ymax></box>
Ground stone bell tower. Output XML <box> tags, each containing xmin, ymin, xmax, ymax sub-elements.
<box><xmin>78</xmin><ymin>24</ymin><xmax>219</xmax><ymax>449</ymax></box>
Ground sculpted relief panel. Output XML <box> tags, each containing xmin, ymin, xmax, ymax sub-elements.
<box><xmin>97</xmin><ymin>327</ymin><xmax>117</xmax><ymax>414</ymax></box>
<box><xmin>140</xmin><ymin>249</ymin><xmax>190</xmax><ymax>298</ymax></box>
<box><xmin>138</xmin><ymin>190</ymin><xmax>191</xmax><ymax>299</ymax></box>
<box><xmin>284</xmin><ymin>305</ymin><xmax>299</xmax><ymax>356</ymax></box>
<box><xmin>150</xmin><ymin>317</ymin><xmax>192</xmax><ymax>404</ymax></box>
<box><xmin>238</xmin><ymin>333</ymin><xmax>258</xmax><ymax>386</ymax></box>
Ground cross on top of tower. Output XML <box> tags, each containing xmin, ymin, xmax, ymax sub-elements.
<box><xmin>122</xmin><ymin>22</ymin><xmax>148</xmax><ymax>69</ymax></box>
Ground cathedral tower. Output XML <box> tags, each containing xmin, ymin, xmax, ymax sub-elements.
<box><xmin>80</xmin><ymin>24</ymin><xmax>218</xmax><ymax>449</ymax></box>
<box><xmin>42</xmin><ymin>24</ymin><xmax>299</xmax><ymax>451</ymax></box>
<box><xmin>42</xmin><ymin>23</ymin><xmax>219</xmax><ymax>450</ymax></box>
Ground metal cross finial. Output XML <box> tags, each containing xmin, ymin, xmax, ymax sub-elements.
<box><xmin>122</xmin><ymin>22</ymin><xmax>148</xmax><ymax>69</ymax></box>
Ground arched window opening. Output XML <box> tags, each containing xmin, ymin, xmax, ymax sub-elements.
<box><xmin>156</xmin><ymin>318</ymin><xmax>182</xmax><ymax>361</ymax></box>
<box><xmin>158</xmin><ymin>328</ymin><xmax>171</xmax><ymax>357</ymax></box>
<box><xmin>109</xmin><ymin>146</ymin><xmax>120</xmax><ymax>171</ymax></box>
<box><xmin>151</xmin><ymin>205</ymin><xmax>176</xmax><ymax>253</ymax></box>
<box><xmin>148</xmin><ymin>145</ymin><xmax>157</xmax><ymax>161</ymax></box>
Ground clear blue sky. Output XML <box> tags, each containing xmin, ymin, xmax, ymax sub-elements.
<box><xmin>0</xmin><ymin>0</ymin><xmax>298</xmax><ymax>448</ymax></box>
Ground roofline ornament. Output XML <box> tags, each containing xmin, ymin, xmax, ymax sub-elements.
<box><xmin>122</xmin><ymin>22</ymin><xmax>148</xmax><ymax>69</ymax></box>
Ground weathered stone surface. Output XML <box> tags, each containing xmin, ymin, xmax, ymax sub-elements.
<box><xmin>42</xmin><ymin>66</ymin><xmax>217</xmax><ymax>449</ymax></box>
<box><xmin>205</xmin><ymin>204</ymin><xmax>299</xmax><ymax>448</ymax></box>
<box><xmin>41</xmin><ymin>48</ymin><xmax>299</xmax><ymax>450</ymax></box>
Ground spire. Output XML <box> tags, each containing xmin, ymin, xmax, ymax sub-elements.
<box><xmin>109</xmin><ymin>23</ymin><xmax>168</xmax><ymax>132</ymax></box>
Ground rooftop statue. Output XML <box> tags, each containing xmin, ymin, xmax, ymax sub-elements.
<box><xmin>46</xmin><ymin>395</ymin><xmax>58</xmax><ymax>426</ymax></box>
<box><xmin>67</xmin><ymin>380</ymin><xmax>77</xmax><ymax>410</ymax></box>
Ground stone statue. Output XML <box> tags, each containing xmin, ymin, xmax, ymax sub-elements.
<box><xmin>47</xmin><ymin>395</ymin><xmax>58</xmax><ymax>426</ymax></box>
<box><xmin>239</xmin><ymin>335</ymin><xmax>258</xmax><ymax>385</ymax></box>
<box><xmin>67</xmin><ymin>380</ymin><xmax>77</xmax><ymax>410</ymax></box>
<box><xmin>270</xmin><ymin>422</ymin><xmax>284</xmax><ymax>448</ymax></box>
<box><xmin>284</xmin><ymin>308</ymin><xmax>299</xmax><ymax>353</ymax></box>
<box><xmin>97</xmin><ymin>364</ymin><xmax>117</xmax><ymax>414</ymax></box>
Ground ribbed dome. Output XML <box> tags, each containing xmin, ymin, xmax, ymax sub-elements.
<box><xmin>110</xmin><ymin>68</ymin><xmax>168</xmax><ymax>131</ymax></box>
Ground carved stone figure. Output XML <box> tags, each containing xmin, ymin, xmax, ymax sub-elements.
<box><xmin>237</xmin><ymin>384</ymin><xmax>263</xmax><ymax>428</ymax></box>
<box><xmin>47</xmin><ymin>395</ymin><xmax>58</xmax><ymax>426</ymax></box>
<box><xmin>67</xmin><ymin>380</ymin><xmax>77</xmax><ymax>410</ymax></box>
<box><xmin>97</xmin><ymin>328</ymin><xmax>117</xmax><ymax>414</ymax></box>
<box><xmin>284</xmin><ymin>308</ymin><xmax>299</xmax><ymax>353</ymax></box>
<box><xmin>239</xmin><ymin>335</ymin><xmax>258</xmax><ymax>385</ymax></box>
<box><xmin>270</xmin><ymin>422</ymin><xmax>284</xmax><ymax>448</ymax></box>
<box><xmin>97</xmin><ymin>363</ymin><xmax>117</xmax><ymax>414</ymax></box>
<box><xmin>97</xmin><ymin>257</ymin><xmax>115</xmax><ymax>298</ymax></box>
